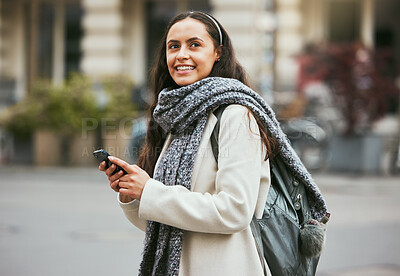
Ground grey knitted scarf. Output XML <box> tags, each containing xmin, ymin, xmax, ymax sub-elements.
<box><xmin>138</xmin><ymin>77</ymin><xmax>327</xmax><ymax>276</ymax></box>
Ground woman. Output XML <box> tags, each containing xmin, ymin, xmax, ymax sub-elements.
<box><xmin>100</xmin><ymin>11</ymin><xmax>327</xmax><ymax>276</ymax></box>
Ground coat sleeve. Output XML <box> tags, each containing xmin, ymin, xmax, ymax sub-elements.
<box><xmin>118</xmin><ymin>195</ymin><xmax>147</xmax><ymax>232</ymax></box>
<box><xmin>137</xmin><ymin>105</ymin><xmax>265</xmax><ymax>234</ymax></box>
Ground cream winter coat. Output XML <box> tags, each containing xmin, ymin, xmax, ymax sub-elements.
<box><xmin>119</xmin><ymin>104</ymin><xmax>271</xmax><ymax>276</ymax></box>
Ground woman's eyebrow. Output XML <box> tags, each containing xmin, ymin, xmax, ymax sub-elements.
<box><xmin>167</xmin><ymin>37</ymin><xmax>204</xmax><ymax>44</ymax></box>
<box><xmin>167</xmin><ymin>39</ymin><xmax>180</xmax><ymax>45</ymax></box>
<box><xmin>187</xmin><ymin>37</ymin><xmax>204</xmax><ymax>42</ymax></box>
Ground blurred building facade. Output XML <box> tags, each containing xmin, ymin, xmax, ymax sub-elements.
<box><xmin>1</xmin><ymin>0</ymin><xmax>399</xmax><ymax>103</ymax></box>
<box><xmin>0</xmin><ymin>0</ymin><xmax>399</xmax><ymax>167</ymax></box>
<box><xmin>0</xmin><ymin>0</ymin><xmax>273</xmax><ymax>108</ymax></box>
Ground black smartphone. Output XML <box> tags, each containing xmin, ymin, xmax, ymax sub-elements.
<box><xmin>93</xmin><ymin>149</ymin><xmax>127</xmax><ymax>175</ymax></box>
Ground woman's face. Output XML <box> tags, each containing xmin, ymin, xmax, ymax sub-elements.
<box><xmin>166</xmin><ymin>18</ymin><xmax>221</xmax><ymax>87</ymax></box>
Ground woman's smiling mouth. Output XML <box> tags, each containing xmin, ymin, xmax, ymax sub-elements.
<box><xmin>176</xmin><ymin>66</ymin><xmax>195</xmax><ymax>71</ymax></box>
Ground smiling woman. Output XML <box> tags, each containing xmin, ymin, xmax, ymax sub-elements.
<box><xmin>99</xmin><ymin>11</ymin><xmax>272</xmax><ymax>276</ymax></box>
<box><xmin>98</xmin><ymin>10</ymin><xmax>327</xmax><ymax>276</ymax></box>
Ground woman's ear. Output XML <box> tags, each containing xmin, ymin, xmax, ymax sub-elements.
<box><xmin>215</xmin><ymin>45</ymin><xmax>223</xmax><ymax>61</ymax></box>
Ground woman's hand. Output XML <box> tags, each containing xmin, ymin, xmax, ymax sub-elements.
<box><xmin>98</xmin><ymin>156</ymin><xmax>150</xmax><ymax>202</ymax></box>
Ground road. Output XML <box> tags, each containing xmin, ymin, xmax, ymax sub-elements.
<box><xmin>314</xmin><ymin>173</ymin><xmax>400</xmax><ymax>275</ymax></box>
<box><xmin>0</xmin><ymin>166</ymin><xmax>399</xmax><ymax>275</ymax></box>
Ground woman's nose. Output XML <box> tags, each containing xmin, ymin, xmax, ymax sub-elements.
<box><xmin>177</xmin><ymin>46</ymin><xmax>189</xmax><ymax>59</ymax></box>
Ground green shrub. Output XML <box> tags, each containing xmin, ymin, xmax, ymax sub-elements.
<box><xmin>0</xmin><ymin>73</ymin><xmax>100</xmax><ymax>138</ymax></box>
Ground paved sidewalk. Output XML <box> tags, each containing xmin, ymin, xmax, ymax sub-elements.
<box><xmin>0</xmin><ymin>166</ymin><xmax>145</xmax><ymax>276</ymax></box>
<box><xmin>0</xmin><ymin>166</ymin><xmax>399</xmax><ymax>275</ymax></box>
<box><xmin>313</xmin><ymin>173</ymin><xmax>400</xmax><ymax>275</ymax></box>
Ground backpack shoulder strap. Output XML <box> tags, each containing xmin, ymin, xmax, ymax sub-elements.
<box><xmin>211</xmin><ymin>105</ymin><xmax>228</xmax><ymax>163</ymax></box>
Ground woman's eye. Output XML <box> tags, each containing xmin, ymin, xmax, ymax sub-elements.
<box><xmin>190</xmin><ymin>42</ymin><xmax>200</xmax><ymax>47</ymax></box>
<box><xmin>169</xmin><ymin>44</ymin><xmax>179</xmax><ymax>49</ymax></box>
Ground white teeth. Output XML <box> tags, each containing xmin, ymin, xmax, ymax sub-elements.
<box><xmin>176</xmin><ymin>66</ymin><xmax>195</xmax><ymax>71</ymax></box>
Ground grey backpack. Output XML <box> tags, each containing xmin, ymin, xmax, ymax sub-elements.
<box><xmin>211</xmin><ymin>105</ymin><xmax>329</xmax><ymax>276</ymax></box>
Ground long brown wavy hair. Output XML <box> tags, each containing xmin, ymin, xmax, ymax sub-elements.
<box><xmin>138</xmin><ymin>11</ymin><xmax>277</xmax><ymax>176</ymax></box>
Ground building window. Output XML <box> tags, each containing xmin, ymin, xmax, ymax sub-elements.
<box><xmin>65</xmin><ymin>3</ymin><xmax>83</xmax><ymax>77</ymax></box>
<box><xmin>36</xmin><ymin>2</ymin><xmax>82</xmax><ymax>81</ymax></box>
<box><xmin>328</xmin><ymin>0</ymin><xmax>361</xmax><ymax>42</ymax></box>
<box><xmin>38</xmin><ymin>3</ymin><xmax>54</xmax><ymax>79</ymax></box>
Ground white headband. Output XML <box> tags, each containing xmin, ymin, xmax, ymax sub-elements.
<box><xmin>201</xmin><ymin>13</ymin><xmax>223</xmax><ymax>46</ymax></box>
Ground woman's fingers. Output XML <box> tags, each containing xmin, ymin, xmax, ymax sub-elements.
<box><xmin>108</xmin><ymin>156</ymin><xmax>132</xmax><ymax>173</ymax></box>
<box><xmin>99</xmin><ymin>156</ymin><xmax>147</xmax><ymax>200</ymax></box>
<box><xmin>109</xmin><ymin>169</ymin><xmax>124</xmax><ymax>183</ymax></box>
<box><xmin>118</xmin><ymin>170</ymin><xmax>149</xmax><ymax>201</ymax></box>
<box><xmin>110</xmin><ymin>179</ymin><xmax>120</xmax><ymax>192</ymax></box>
<box><xmin>105</xmin><ymin>163</ymin><xmax>116</xmax><ymax>177</ymax></box>
<box><xmin>98</xmin><ymin>161</ymin><xmax>107</xmax><ymax>171</ymax></box>
<box><xmin>101</xmin><ymin>162</ymin><xmax>124</xmax><ymax>183</ymax></box>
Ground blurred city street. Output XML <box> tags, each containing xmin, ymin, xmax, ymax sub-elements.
<box><xmin>0</xmin><ymin>165</ymin><xmax>399</xmax><ymax>276</ymax></box>
<box><xmin>1</xmin><ymin>0</ymin><xmax>399</xmax><ymax>275</ymax></box>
